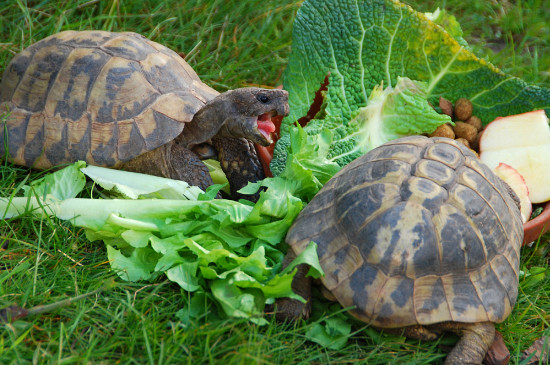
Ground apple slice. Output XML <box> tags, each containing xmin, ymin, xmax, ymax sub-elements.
<box><xmin>479</xmin><ymin>110</ymin><xmax>550</xmax><ymax>203</ymax></box>
<box><xmin>494</xmin><ymin>163</ymin><xmax>532</xmax><ymax>223</ymax></box>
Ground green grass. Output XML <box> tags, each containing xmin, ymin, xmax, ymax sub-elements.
<box><xmin>2</xmin><ymin>0</ymin><xmax>550</xmax><ymax>364</ymax></box>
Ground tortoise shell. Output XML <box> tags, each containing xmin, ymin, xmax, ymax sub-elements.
<box><xmin>0</xmin><ymin>30</ymin><xmax>219</xmax><ymax>169</ymax></box>
<box><xmin>286</xmin><ymin>136</ymin><xmax>523</xmax><ymax>328</ymax></box>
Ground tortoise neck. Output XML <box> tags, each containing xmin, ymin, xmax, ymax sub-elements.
<box><xmin>177</xmin><ymin>95</ymin><xmax>233</xmax><ymax>147</ymax></box>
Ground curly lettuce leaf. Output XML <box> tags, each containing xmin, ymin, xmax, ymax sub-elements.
<box><xmin>272</xmin><ymin>0</ymin><xmax>550</xmax><ymax>175</ymax></box>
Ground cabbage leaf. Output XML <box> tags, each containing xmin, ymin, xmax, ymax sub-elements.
<box><xmin>271</xmin><ymin>0</ymin><xmax>550</xmax><ymax>175</ymax></box>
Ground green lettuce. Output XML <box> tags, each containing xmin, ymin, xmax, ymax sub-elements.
<box><xmin>1</xmin><ymin>164</ymin><xmax>324</xmax><ymax>325</ymax></box>
<box><xmin>271</xmin><ymin>0</ymin><xmax>550</xmax><ymax>175</ymax></box>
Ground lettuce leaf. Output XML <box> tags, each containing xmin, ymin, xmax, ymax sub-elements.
<box><xmin>1</xmin><ymin>162</ymin><xmax>323</xmax><ymax>324</ymax></box>
<box><xmin>271</xmin><ymin>0</ymin><xmax>550</xmax><ymax>175</ymax></box>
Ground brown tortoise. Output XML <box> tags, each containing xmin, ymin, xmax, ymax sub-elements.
<box><xmin>0</xmin><ymin>31</ymin><xmax>289</xmax><ymax>199</ymax></box>
<box><xmin>278</xmin><ymin>136</ymin><xmax>524</xmax><ymax>364</ymax></box>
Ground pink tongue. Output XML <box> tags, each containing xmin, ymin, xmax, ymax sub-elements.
<box><xmin>258</xmin><ymin>119</ymin><xmax>276</xmax><ymax>133</ymax></box>
<box><xmin>257</xmin><ymin>113</ymin><xmax>276</xmax><ymax>140</ymax></box>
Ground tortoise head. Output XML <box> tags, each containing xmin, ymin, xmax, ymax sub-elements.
<box><xmin>215</xmin><ymin>87</ymin><xmax>289</xmax><ymax>146</ymax></box>
<box><xmin>181</xmin><ymin>87</ymin><xmax>289</xmax><ymax>148</ymax></box>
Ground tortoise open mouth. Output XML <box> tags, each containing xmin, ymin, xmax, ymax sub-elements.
<box><xmin>256</xmin><ymin>112</ymin><xmax>276</xmax><ymax>144</ymax></box>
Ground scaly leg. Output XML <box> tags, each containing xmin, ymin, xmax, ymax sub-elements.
<box><xmin>439</xmin><ymin>321</ymin><xmax>495</xmax><ymax>365</ymax></box>
<box><xmin>121</xmin><ymin>140</ymin><xmax>214</xmax><ymax>193</ymax></box>
<box><xmin>275</xmin><ymin>250</ymin><xmax>312</xmax><ymax>321</ymax></box>
<box><xmin>212</xmin><ymin>136</ymin><xmax>264</xmax><ymax>201</ymax></box>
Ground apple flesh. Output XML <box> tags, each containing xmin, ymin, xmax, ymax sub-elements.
<box><xmin>479</xmin><ymin>110</ymin><xmax>550</xmax><ymax>204</ymax></box>
<box><xmin>494</xmin><ymin>163</ymin><xmax>532</xmax><ymax>223</ymax></box>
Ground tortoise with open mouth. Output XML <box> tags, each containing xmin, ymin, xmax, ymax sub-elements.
<box><xmin>0</xmin><ymin>30</ymin><xmax>289</xmax><ymax>199</ymax></box>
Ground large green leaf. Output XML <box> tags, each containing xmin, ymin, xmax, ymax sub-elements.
<box><xmin>281</xmin><ymin>0</ymin><xmax>550</xmax><ymax>132</ymax></box>
<box><xmin>272</xmin><ymin>0</ymin><xmax>550</xmax><ymax>161</ymax></box>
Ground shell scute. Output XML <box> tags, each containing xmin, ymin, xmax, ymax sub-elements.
<box><xmin>469</xmin><ymin>262</ymin><xmax>510</xmax><ymax>322</ymax></box>
<box><xmin>46</xmin><ymin>48</ymin><xmax>110</xmax><ymax>122</ymax></box>
<box><xmin>0</xmin><ymin>112</ymin><xmax>28</xmax><ymax>162</ymax></box>
<box><xmin>489</xmin><ymin>255</ymin><xmax>518</xmax><ymax>309</ymax></box>
<box><xmin>439</xmin><ymin>206</ymin><xmax>486</xmax><ymax>273</ymax></box>
<box><xmin>359</xmin><ymin>201</ymin><xmax>440</xmax><ymax>278</ymax></box>
<box><xmin>347</xmin><ymin>264</ymin><xmax>380</xmax><ymax>319</ymax></box>
<box><xmin>0</xmin><ymin>49</ymin><xmax>32</xmax><ymax>102</ymax></box>
<box><xmin>63</xmin><ymin>30</ymin><xmax>111</xmax><ymax>47</ymax></box>
<box><xmin>90</xmin><ymin>58</ymin><xmax>159</xmax><ymax>124</ymax></box>
<box><xmin>23</xmin><ymin>115</ymin><xmax>46</xmax><ymax>167</ymax></box>
<box><xmin>336</xmin><ymin>183</ymin><xmax>401</xmax><ymax>239</ymax></box>
<box><xmin>414</xmin><ymin>276</ymin><xmax>451</xmax><ymax>324</ymax></box>
<box><xmin>423</xmin><ymin>140</ymin><xmax>464</xmax><ymax>169</ymax></box>
<box><xmin>342</xmin><ymin>158</ymin><xmax>411</xmax><ymax>190</ymax></box>
<box><xmin>149</xmin><ymin>110</ymin><xmax>186</xmax><ymax>148</ymax></box>
<box><xmin>366</xmin><ymin>141</ymin><xmax>423</xmax><ymax>165</ymax></box>
<box><xmin>43</xmin><ymin>117</ymin><xmax>69</xmax><ymax>166</ymax></box>
<box><xmin>443</xmin><ymin>274</ymin><xmax>488</xmax><ymax>323</ymax></box>
<box><xmin>12</xmin><ymin>44</ymin><xmax>73</xmax><ymax>113</ymax></box>
<box><xmin>102</xmin><ymin>34</ymin><xmax>157</xmax><ymax>61</ymax></box>
<box><xmin>399</xmin><ymin>176</ymin><xmax>448</xmax><ymax>211</ymax></box>
<box><xmin>66</xmin><ymin>113</ymin><xmax>92</xmax><ymax>162</ymax></box>
<box><xmin>90</xmin><ymin>121</ymin><xmax>117</xmax><ymax>166</ymax></box>
<box><xmin>413</xmin><ymin>159</ymin><xmax>456</xmax><ymax>189</ymax></box>
<box><xmin>321</xmin><ymin>244</ymin><xmax>363</xmax><ymax>291</ymax></box>
<box><xmin>374</xmin><ymin>277</ymin><xmax>415</xmax><ymax>327</ymax></box>
<box><xmin>336</xmin><ymin>264</ymin><xmax>386</xmax><ymax>322</ymax></box>
<box><xmin>117</xmin><ymin>121</ymin><xmax>145</xmax><ymax>161</ymax></box>
<box><xmin>141</xmin><ymin>52</ymin><xmax>199</xmax><ymax>95</ymax></box>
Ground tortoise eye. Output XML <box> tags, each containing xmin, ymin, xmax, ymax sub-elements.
<box><xmin>257</xmin><ymin>94</ymin><xmax>270</xmax><ymax>103</ymax></box>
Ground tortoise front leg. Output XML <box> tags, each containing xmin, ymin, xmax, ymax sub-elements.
<box><xmin>122</xmin><ymin>140</ymin><xmax>214</xmax><ymax>193</ymax></box>
<box><xmin>167</xmin><ymin>141</ymin><xmax>215</xmax><ymax>192</ymax></box>
<box><xmin>212</xmin><ymin>136</ymin><xmax>264</xmax><ymax>201</ymax></box>
<box><xmin>275</xmin><ymin>250</ymin><xmax>312</xmax><ymax>322</ymax></box>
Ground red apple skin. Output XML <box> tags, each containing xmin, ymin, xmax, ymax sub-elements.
<box><xmin>493</xmin><ymin>109</ymin><xmax>546</xmax><ymax>120</ymax></box>
<box><xmin>494</xmin><ymin>162</ymin><xmax>532</xmax><ymax>223</ymax></box>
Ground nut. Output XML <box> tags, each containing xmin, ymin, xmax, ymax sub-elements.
<box><xmin>466</xmin><ymin>116</ymin><xmax>483</xmax><ymax>131</ymax></box>
<box><xmin>454</xmin><ymin>98</ymin><xmax>473</xmax><ymax>121</ymax></box>
<box><xmin>439</xmin><ymin>97</ymin><xmax>453</xmax><ymax>117</ymax></box>
<box><xmin>429</xmin><ymin>124</ymin><xmax>455</xmax><ymax>139</ymax></box>
<box><xmin>467</xmin><ymin>131</ymin><xmax>483</xmax><ymax>153</ymax></box>
<box><xmin>453</xmin><ymin>121</ymin><xmax>478</xmax><ymax>145</ymax></box>
<box><xmin>455</xmin><ymin>137</ymin><xmax>470</xmax><ymax>149</ymax></box>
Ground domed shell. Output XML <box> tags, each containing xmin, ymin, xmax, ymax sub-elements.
<box><xmin>286</xmin><ymin>136</ymin><xmax>523</xmax><ymax>328</ymax></box>
<box><xmin>0</xmin><ymin>30</ymin><xmax>219</xmax><ymax>169</ymax></box>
